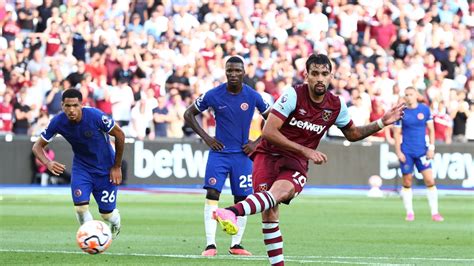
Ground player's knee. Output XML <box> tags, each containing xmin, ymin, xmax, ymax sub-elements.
<box><xmin>206</xmin><ymin>188</ymin><xmax>220</xmax><ymax>201</ymax></box>
<box><xmin>99</xmin><ymin>209</ymin><xmax>114</xmax><ymax>220</ymax></box>
<box><xmin>234</xmin><ymin>195</ymin><xmax>247</xmax><ymax>204</ymax></box>
<box><xmin>74</xmin><ymin>204</ymin><xmax>90</xmax><ymax>214</ymax></box>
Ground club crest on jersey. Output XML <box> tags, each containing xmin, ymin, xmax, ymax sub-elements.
<box><xmin>257</xmin><ymin>183</ymin><xmax>268</xmax><ymax>192</ymax></box>
<box><xmin>322</xmin><ymin>110</ymin><xmax>333</xmax><ymax>121</ymax></box>
<box><xmin>84</xmin><ymin>131</ymin><xmax>94</xmax><ymax>138</ymax></box>
<box><xmin>74</xmin><ymin>189</ymin><xmax>82</xmax><ymax>197</ymax></box>
<box><xmin>298</xmin><ymin>108</ymin><xmax>307</xmax><ymax>116</ymax></box>
<box><xmin>240</xmin><ymin>103</ymin><xmax>249</xmax><ymax>111</ymax></box>
<box><xmin>417</xmin><ymin>113</ymin><xmax>424</xmax><ymax>120</ymax></box>
<box><xmin>281</xmin><ymin>94</ymin><xmax>288</xmax><ymax>103</ymax></box>
<box><xmin>208</xmin><ymin>177</ymin><xmax>217</xmax><ymax>186</ymax></box>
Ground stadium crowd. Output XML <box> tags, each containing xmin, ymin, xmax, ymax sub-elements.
<box><xmin>0</xmin><ymin>0</ymin><xmax>473</xmax><ymax>143</ymax></box>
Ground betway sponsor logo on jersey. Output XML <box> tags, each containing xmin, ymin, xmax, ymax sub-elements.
<box><xmin>289</xmin><ymin>117</ymin><xmax>326</xmax><ymax>134</ymax></box>
<box><xmin>134</xmin><ymin>141</ymin><xmax>208</xmax><ymax>179</ymax></box>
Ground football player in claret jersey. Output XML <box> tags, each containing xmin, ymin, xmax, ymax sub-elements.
<box><xmin>32</xmin><ymin>89</ymin><xmax>125</xmax><ymax>238</ymax></box>
<box><xmin>394</xmin><ymin>87</ymin><xmax>444</xmax><ymax>222</ymax></box>
<box><xmin>184</xmin><ymin>56</ymin><xmax>270</xmax><ymax>256</ymax></box>
<box><xmin>213</xmin><ymin>54</ymin><xmax>406</xmax><ymax>266</ymax></box>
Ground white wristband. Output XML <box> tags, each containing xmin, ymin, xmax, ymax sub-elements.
<box><xmin>376</xmin><ymin>119</ymin><xmax>384</xmax><ymax>129</ymax></box>
<box><xmin>428</xmin><ymin>144</ymin><xmax>435</xmax><ymax>151</ymax></box>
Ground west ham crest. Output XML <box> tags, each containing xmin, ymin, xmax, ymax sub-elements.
<box><xmin>257</xmin><ymin>183</ymin><xmax>268</xmax><ymax>192</ymax></box>
<box><xmin>322</xmin><ymin>110</ymin><xmax>333</xmax><ymax>121</ymax></box>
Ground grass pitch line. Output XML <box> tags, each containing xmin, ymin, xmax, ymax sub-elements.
<box><xmin>3</xmin><ymin>249</ymin><xmax>472</xmax><ymax>265</ymax></box>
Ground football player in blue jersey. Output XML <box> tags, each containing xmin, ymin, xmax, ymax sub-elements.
<box><xmin>32</xmin><ymin>89</ymin><xmax>125</xmax><ymax>238</ymax></box>
<box><xmin>184</xmin><ymin>56</ymin><xmax>270</xmax><ymax>256</ymax></box>
<box><xmin>394</xmin><ymin>86</ymin><xmax>444</xmax><ymax>222</ymax></box>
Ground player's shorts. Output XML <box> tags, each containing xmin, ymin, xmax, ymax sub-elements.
<box><xmin>399</xmin><ymin>150</ymin><xmax>432</xmax><ymax>175</ymax></box>
<box><xmin>203</xmin><ymin>151</ymin><xmax>253</xmax><ymax>196</ymax></box>
<box><xmin>252</xmin><ymin>153</ymin><xmax>308</xmax><ymax>204</ymax></box>
<box><xmin>71</xmin><ymin>168</ymin><xmax>118</xmax><ymax>213</ymax></box>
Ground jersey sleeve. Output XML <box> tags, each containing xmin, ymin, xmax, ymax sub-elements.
<box><xmin>40</xmin><ymin>116</ymin><xmax>59</xmax><ymax>142</ymax></box>
<box><xmin>194</xmin><ymin>91</ymin><xmax>211</xmax><ymax>112</ymax></box>
<box><xmin>271</xmin><ymin>87</ymin><xmax>297</xmax><ymax>120</ymax></box>
<box><xmin>98</xmin><ymin>112</ymin><xmax>115</xmax><ymax>133</ymax></box>
<box><xmin>335</xmin><ymin>96</ymin><xmax>352</xmax><ymax>128</ymax></box>
<box><xmin>256</xmin><ymin>92</ymin><xmax>271</xmax><ymax>114</ymax></box>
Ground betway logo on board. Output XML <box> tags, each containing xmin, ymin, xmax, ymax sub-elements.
<box><xmin>134</xmin><ymin>141</ymin><xmax>208</xmax><ymax>178</ymax></box>
<box><xmin>289</xmin><ymin>117</ymin><xmax>326</xmax><ymax>134</ymax></box>
<box><xmin>379</xmin><ymin>144</ymin><xmax>474</xmax><ymax>188</ymax></box>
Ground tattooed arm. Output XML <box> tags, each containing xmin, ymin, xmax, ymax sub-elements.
<box><xmin>341</xmin><ymin>103</ymin><xmax>406</xmax><ymax>142</ymax></box>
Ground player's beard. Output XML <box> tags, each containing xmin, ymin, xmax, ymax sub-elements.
<box><xmin>312</xmin><ymin>84</ymin><xmax>327</xmax><ymax>96</ymax></box>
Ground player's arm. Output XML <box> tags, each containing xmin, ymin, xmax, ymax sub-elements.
<box><xmin>262</xmin><ymin>113</ymin><xmax>327</xmax><ymax>164</ymax></box>
<box><xmin>393</xmin><ymin>124</ymin><xmax>406</xmax><ymax>163</ymax></box>
<box><xmin>242</xmin><ymin>105</ymin><xmax>271</xmax><ymax>155</ymax></box>
<box><xmin>426</xmin><ymin>120</ymin><xmax>435</xmax><ymax>159</ymax></box>
<box><xmin>108</xmin><ymin>124</ymin><xmax>125</xmax><ymax>185</ymax></box>
<box><xmin>341</xmin><ymin>102</ymin><xmax>406</xmax><ymax>141</ymax></box>
<box><xmin>32</xmin><ymin>137</ymin><xmax>65</xmax><ymax>176</ymax></box>
<box><xmin>184</xmin><ymin>104</ymin><xmax>224</xmax><ymax>151</ymax></box>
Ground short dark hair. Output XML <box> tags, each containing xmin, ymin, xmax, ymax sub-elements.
<box><xmin>226</xmin><ymin>56</ymin><xmax>244</xmax><ymax>65</ymax></box>
<box><xmin>306</xmin><ymin>53</ymin><xmax>332</xmax><ymax>73</ymax></box>
<box><xmin>62</xmin><ymin>88</ymin><xmax>82</xmax><ymax>102</ymax></box>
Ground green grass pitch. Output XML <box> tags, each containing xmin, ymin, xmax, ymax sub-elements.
<box><xmin>0</xmin><ymin>193</ymin><xmax>473</xmax><ymax>265</ymax></box>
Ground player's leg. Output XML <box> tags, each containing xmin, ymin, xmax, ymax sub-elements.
<box><xmin>262</xmin><ymin>206</ymin><xmax>284</xmax><ymax>266</ymax></box>
<box><xmin>228</xmin><ymin>153</ymin><xmax>252</xmax><ymax>255</ymax></box>
<box><xmin>416</xmin><ymin>157</ymin><xmax>444</xmax><ymax>221</ymax></box>
<box><xmin>202</xmin><ymin>188</ymin><xmax>220</xmax><ymax>256</ymax></box>
<box><xmin>400</xmin><ymin>154</ymin><xmax>415</xmax><ymax>221</ymax></box>
<box><xmin>71</xmin><ymin>171</ymin><xmax>94</xmax><ymax>225</ymax></box>
<box><xmin>92</xmin><ymin>175</ymin><xmax>121</xmax><ymax>239</ymax></box>
<box><xmin>202</xmin><ymin>152</ymin><xmax>229</xmax><ymax>256</ymax></box>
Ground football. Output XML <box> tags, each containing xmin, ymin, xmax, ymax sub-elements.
<box><xmin>76</xmin><ymin>220</ymin><xmax>113</xmax><ymax>254</ymax></box>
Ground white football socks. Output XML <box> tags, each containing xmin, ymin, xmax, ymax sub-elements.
<box><xmin>75</xmin><ymin>205</ymin><xmax>93</xmax><ymax>225</ymax></box>
<box><xmin>401</xmin><ymin>187</ymin><xmax>414</xmax><ymax>214</ymax></box>
<box><xmin>231</xmin><ymin>216</ymin><xmax>248</xmax><ymax>247</ymax></box>
<box><xmin>426</xmin><ymin>186</ymin><xmax>439</xmax><ymax>215</ymax></box>
<box><xmin>204</xmin><ymin>200</ymin><xmax>218</xmax><ymax>247</ymax></box>
<box><xmin>101</xmin><ymin>209</ymin><xmax>121</xmax><ymax>227</ymax></box>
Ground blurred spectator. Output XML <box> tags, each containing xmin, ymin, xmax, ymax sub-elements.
<box><xmin>13</xmin><ymin>89</ymin><xmax>33</xmax><ymax>135</ymax></box>
<box><xmin>130</xmin><ymin>99</ymin><xmax>152</xmax><ymax>140</ymax></box>
<box><xmin>110</xmin><ymin>79</ymin><xmax>134</xmax><ymax>127</ymax></box>
<box><xmin>432</xmin><ymin>101</ymin><xmax>453</xmax><ymax>144</ymax></box>
<box><xmin>466</xmin><ymin>103</ymin><xmax>474</xmax><ymax>142</ymax></box>
<box><xmin>451</xmin><ymin>100</ymin><xmax>470</xmax><ymax>142</ymax></box>
<box><xmin>44</xmin><ymin>80</ymin><xmax>63</xmax><ymax>116</ymax></box>
<box><xmin>167</xmin><ymin>89</ymin><xmax>186</xmax><ymax>138</ymax></box>
<box><xmin>30</xmin><ymin>105</ymin><xmax>49</xmax><ymax>136</ymax></box>
<box><xmin>152</xmin><ymin>95</ymin><xmax>170</xmax><ymax>138</ymax></box>
<box><xmin>0</xmin><ymin>91</ymin><xmax>14</xmax><ymax>133</ymax></box>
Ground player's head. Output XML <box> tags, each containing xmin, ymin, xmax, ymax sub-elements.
<box><xmin>62</xmin><ymin>89</ymin><xmax>83</xmax><ymax>122</ymax></box>
<box><xmin>225</xmin><ymin>56</ymin><xmax>245</xmax><ymax>88</ymax></box>
<box><xmin>403</xmin><ymin>86</ymin><xmax>418</xmax><ymax>107</ymax></box>
<box><xmin>305</xmin><ymin>54</ymin><xmax>333</xmax><ymax>97</ymax></box>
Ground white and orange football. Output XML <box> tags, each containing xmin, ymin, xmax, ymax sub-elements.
<box><xmin>76</xmin><ymin>220</ymin><xmax>112</xmax><ymax>254</ymax></box>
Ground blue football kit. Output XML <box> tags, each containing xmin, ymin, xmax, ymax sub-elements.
<box><xmin>195</xmin><ymin>83</ymin><xmax>270</xmax><ymax>196</ymax></box>
<box><xmin>394</xmin><ymin>103</ymin><xmax>433</xmax><ymax>174</ymax></box>
<box><xmin>41</xmin><ymin>107</ymin><xmax>117</xmax><ymax>212</ymax></box>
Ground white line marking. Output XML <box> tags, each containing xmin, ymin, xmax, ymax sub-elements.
<box><xmin>1</xmin><ymin>249</ymin><xmax>472</xmax><ymax>264</ymax></box>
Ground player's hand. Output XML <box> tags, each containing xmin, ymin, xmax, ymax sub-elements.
<box><xmin>110</xmin><ymin>166</ymin><xmax>122</xmax><ymax>185</ymax></box>
<box><xmin>303</xmin><ymin>149</ymin><xmax>327</xmax><ymax>165</ymax></box>
<box><xmin>46</xmin><ymin>161</ymin><xmax>66</xmax><ymax>176</ymax></box>
<box><xmin>242</xmin><ymin>140</ymin><xmax>258</xmax><ymax>155</ymax></box>
<box><xmin>381</xmin><ymin>103</ymin><xmax>406</xmax><ymax>126</ymax></box>
<box><xmin>426</xmin><ymin>149</ymin><xmax>434</xmax><ymax>160</ymax></box>
<box><xmin>396</xmin><ymin>151</ymin><xmax>406</xmax><ymax>163</ymax></box>
<box><xmin>204</xmin><ymin>137</ymin><xmax>224</xmax><ymax>151</ymax></box>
